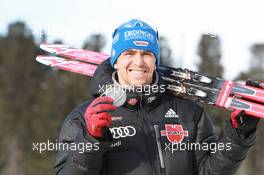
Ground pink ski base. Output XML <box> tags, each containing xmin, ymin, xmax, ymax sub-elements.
<box><xmin>36</xmin><ymin>55</ymin><xmax>97</xmax><ymax>76</ymax></box>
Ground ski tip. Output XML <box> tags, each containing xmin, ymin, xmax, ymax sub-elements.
<box><xmin>40</xmin><ymin>43</ymin><xmax>69</xmax><ymax>53</ymax></box>
<box><xmin>40</xmin><ymin>44</ymin><xmax>56</xmax><ymax>53</ymax></box>
<box><xmin>36</xmin><ymin>55</ymin><xmax>62</xmax><ymax>66</ymax></box>
<box><xmin>36</xmin><ymin>55</ymin><xmax>51</xmax><ymax>66</ymax></box>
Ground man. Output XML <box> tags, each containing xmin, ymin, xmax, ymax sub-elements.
<box><xmin>54</xmin><ymin>19</ymin><xmax>261</xmax><ymax>175</ymax></box>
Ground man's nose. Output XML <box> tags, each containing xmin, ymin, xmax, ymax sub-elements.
<box><xmin>132</xmin><ymin>52</ymin><xmax>144</xmax><ymax>65</ymax></box>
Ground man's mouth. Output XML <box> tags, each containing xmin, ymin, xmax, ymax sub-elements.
<box><xmin>128</xmin><ymin>69</ymin><xmax>147</xmax><ymax>76</ymax></box>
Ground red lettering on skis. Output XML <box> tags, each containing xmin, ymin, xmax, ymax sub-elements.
<box><xmin>216</xmin><ymin>81</ymin><xmax>234</xmax><ymax>107</ymax></box>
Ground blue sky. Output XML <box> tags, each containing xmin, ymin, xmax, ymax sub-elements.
<box><xmin>1</xmin><ymin>0</ymin><xmax>264</xmax><ymax>79</ymax></box>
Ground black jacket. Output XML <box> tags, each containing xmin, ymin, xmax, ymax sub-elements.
<box><xmin>54</xmin><ymin>59</ymin><xmax>256</xmax><ymax>175</ymax></box>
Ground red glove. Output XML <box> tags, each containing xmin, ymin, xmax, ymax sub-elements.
<box><xmin>84</xmin><ymin>96</ymin><xmax>117</xmax><ymax>138</ymax></box>
<box><xmin>231</xmin><ymin>109</ymin><xmax>259</xmax><ymax>138</ymax></box>
<box><xmin>231</xmin><ymin>109</ymin><xmax>243</xmax><ymax>129</ymax></box>
<box><xmin>231</xmin><ymin>80</ymin><xmax>262</xmax><ymax>137</ymax></box>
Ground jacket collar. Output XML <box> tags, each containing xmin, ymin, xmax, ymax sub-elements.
<box><xmin>90</xmin><ymin>59</ymin><xmax>165</xmax><ymax>111</ymax></box>
<box><xmin>111</xmin><ymin>71</ymin><xmax>164</xmax><ymax>111</ymax></box>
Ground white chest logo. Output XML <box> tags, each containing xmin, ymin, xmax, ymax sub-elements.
<box><xmin>110</xmin><ymin>126</ymin><xmax>136</xmax><ymax>139</ymax></box>
<box><xmin>165</xmin><ymin>109</ymin><xmax>179</xmax><ymax>118</ymax></box>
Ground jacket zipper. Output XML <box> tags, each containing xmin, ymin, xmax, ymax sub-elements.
<box><xmin>138</xmin><ymin>95</ymin><xmax>157</xmax><ymax>175</ymax></box>
<box><xmin>154</xmin><ymin>125</ymin><xmax>166</xmax><ymax>175</ymax></box>
<box><xmin>138</xmin><ymin>95</ymin><xmax>165</xmax><ymax>175</ymax></box>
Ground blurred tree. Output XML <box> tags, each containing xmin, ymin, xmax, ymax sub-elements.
<box><xmin>159</xmin><ymin>36</ymin><xmax>173</xmax><ymax>66</ymax></box>
<box><xmin>196</xmin><ymin>34</ymin><xmax>228</xmax><ymax>133</ymax></box>
<box><xmin>53</xmin><ymin>39</ymin><xmax>63</xmax><ymax>44</ymax></box>
<box><xmin>83</xmin><ymin>33</ymin><xmax>106</xmax><ymax>52</ymax></box>
<box><xmin>197</xmin><ymin>34</ymin><xmax>223</xmax><ymax>77</ymax></box>
<box><xmin>23</xmin><ymin>69</ymin><xmax>92</xmax><ymax>175</ymax></box>
<box><xmin>248</xmin><ymin>44</ymin><xmax>264</xmax><ymax>80</ymax></box>
<box><xmin>0</xmin><ymin>21</ymin><xmax>41</xmax><ymax>175</ymax></box>
<box><xmin>40</xmin><ymin>30</ymin><xmax>47</xmax><ymax>43</ymax></box>
<box><xmin>0</xmin><ymin>21</ymin><xmax>94</xmax><ymax>175</ymax></box>
<box><xmin>235</xmin><ymin>43</ymin><xmax>264</xmax><ymax>81</ymax></box>
<box><xmin>7</xmin><ymin>21</ymin><xmax>32</xmax><ymax>39</ymax></box>
<box><xmin>235</xmin><ymin>43</ymin><xmax>264</xmax><ymax>175</ymax></box>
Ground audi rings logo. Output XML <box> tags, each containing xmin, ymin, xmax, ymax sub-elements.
<box><xmin>110</xmin><ymin>126</ymin><xmax>136</xmax><ymax>139</ymax></box>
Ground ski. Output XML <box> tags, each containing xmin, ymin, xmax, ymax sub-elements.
<box><xmin>163</xmin><ymin>77</ymin><xmax>264</xmax><ymax>118</ymax></box>
<box><xmin>40</xmin><ymin>44</ymin><xmax>264</xmax><ymax>103</ymax></box>
<box><xmin>159</xmin><ymin>67</ymin><xmax>264</xmax><ymax>118</ymax></box>
<box><xmin>36</xmin><ymin>55</ymin><xmax>96</xmax><ymax>76</ymax></box>
<box><xmin>37</xmin><ymin>44</ymin><xmax>264</xmax><ymax>119</ymax></box>
<box><xmin>158</xmin><ymin>66</ymin><xmax>264</xmax><ymax>104</ymax></box>
<box><xmin>40</xmin><ymin>44</ymin><xmax>109</xmax><ymax>65</ymax></box>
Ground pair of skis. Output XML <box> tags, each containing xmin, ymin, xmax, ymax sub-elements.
<box><xmin>36</xmin><ymin>44</ymin><xmax>264</xmax><ymax>119</ymax></box>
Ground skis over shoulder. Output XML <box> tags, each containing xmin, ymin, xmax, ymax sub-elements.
<box><xmin>40</xmin><ymin>44</ymin><xmax>109</xmax><ymax>65</ymax></box>
<box><xmin>37</xmin><ymin>44</ymin><xmax>264</xmax><ymax>119</ymax></box>
<box><xmin>36</xmin><ymin>55</ymin><xmax>96</xmax><ymax>76</ymax></box>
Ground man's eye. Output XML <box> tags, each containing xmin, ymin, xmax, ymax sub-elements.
<box><xmin>143</xmin><ymin>52</ymin><xmax>153</xmax><ymax>56</ymax></box>
<box><xmin>123</xmin><ymin>52</ymin><xmax>133</xmax><ymax>56</ymax></box>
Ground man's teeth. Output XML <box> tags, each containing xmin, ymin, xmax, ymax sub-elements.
<box><xmin>130</xmin><ymin>70</ymin><xmax>146</xmax><ymax>74</ymax></box>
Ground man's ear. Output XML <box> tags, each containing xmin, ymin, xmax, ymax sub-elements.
<box><xmin>114</xmin><ymin>64</ymin><xmax>118</xmax><ymax>70</ymax></box>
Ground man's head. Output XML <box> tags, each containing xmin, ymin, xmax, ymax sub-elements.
<box><xmin>110</xmin><ymin>19</ymin><xmax>160</xmax><ymax>86</ymax></box>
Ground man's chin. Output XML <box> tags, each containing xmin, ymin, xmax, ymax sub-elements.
<box><xmin>128</xmin><ymin>80</ymin><xmax>151</xmax><ymax>87</ymax></box>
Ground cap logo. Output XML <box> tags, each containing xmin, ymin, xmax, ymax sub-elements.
<box><xmin>133</xmin><ymin>41</ymin><xmax>149</xmax><ymax>47</ymax></box>
<box><xmin>124</xmin><ymin>30</ymin><xmax>154</xmax><ymax>41</ymax></box>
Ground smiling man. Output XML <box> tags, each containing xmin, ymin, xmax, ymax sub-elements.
<box><xmin>54</xmin><ymin>19</ymin><xmax>260</xmax><ymax>175</ymax></box>
<box><xmin>114</xmin><ymin>49</ymin><xmax>156</xmax><ymax>86</ymax></box>
<box><xmin>110</xmin><ymin>19</ymin><xmax>160</xmax><ymax>87</ymax></box>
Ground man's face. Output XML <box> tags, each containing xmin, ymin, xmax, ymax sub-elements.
<box><xmin>114</xmin><ymin>49</ymin><xmax>156</xmax><ymax>86</ymax></box>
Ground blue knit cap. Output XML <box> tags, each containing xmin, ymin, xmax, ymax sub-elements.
<box><xmin>110</xmin><ymin>19</ymin><xmax>160</xmax><ymax>67</ymax></box>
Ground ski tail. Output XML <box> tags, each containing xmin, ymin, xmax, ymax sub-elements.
<box><xmin>36</xmin><ymin>55</ymin><xmax>97</xmax><ymax>77</ymax></box>
<box><xmin>40</xmin><ymin>44</ymin><xmax>109</xmax><ymax>65</ymax></box>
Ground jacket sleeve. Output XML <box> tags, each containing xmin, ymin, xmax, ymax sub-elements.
<box><xmin>194</xmin><ymin>110</ymin><xmax>256</xmax><ymax>175</ymax></box>
<box><xmin>54</xmin><ymin>104</ymin><xmax>112</xmax><ymax>175</ymax></box>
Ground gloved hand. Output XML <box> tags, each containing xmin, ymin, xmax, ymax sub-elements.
<box><xmin>231</xmin><ymin>80</ymin><xmax>263</xmax><ymax>138</ymax></box>
<box><xmin>231</xmin><ymin>109</ymin><xmax>259</xmax><ymax>138</ymax></box>
<box><xmin>84</xmin><ymin>96</ymin><xmax>116</xmax><ymax>138</ymax></box>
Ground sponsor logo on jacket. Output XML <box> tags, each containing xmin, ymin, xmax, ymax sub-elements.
<box><xmin>161</xmin><ymin>124</ymin><xmax>188</xmax><ymax>144</ymax></box>
<box><xmin>127</xmin><ymin>98</ymin><xmax>138</xmax><ymax>106</ymax></box>
<box><xmin>110</xmin><ymin>140</ymin><xmax>122</xmax><ymax>148</ymax></box>
<box><xmin>164</xmin><ymin>108</ymin><xmax>178</xmax><ymax>118</ymax></box>
<box><xmin>147</xmin><ymin>96</ymin><xmax>156</xmax><ymax>103</ymax></box>
<box><xmin>110</xmin><ymin>126</ymin><xmax>136</xmax><ymax>139</ymax></box>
